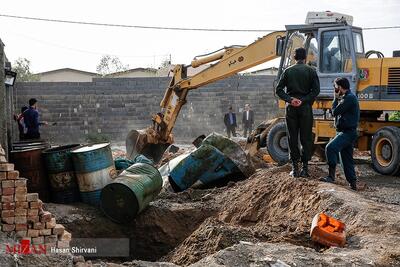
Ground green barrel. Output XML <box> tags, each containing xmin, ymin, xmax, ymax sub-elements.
<box><xmin>100</xmin><ymin>163</ymin><xmax>162</xmax><ymax>223</ymax></box>
<box><xmin>42</xmin><ymin>144</ymin><xmax>81</xmax><ymax>203</ymax></box>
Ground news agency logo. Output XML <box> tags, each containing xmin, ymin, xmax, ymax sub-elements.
<box><xmin>6</xmin><ymin>239</ymin><xmax>47</xmax><ymax>255</ymax></box>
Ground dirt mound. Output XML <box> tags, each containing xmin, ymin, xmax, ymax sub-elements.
<box><xmin>164</xmin><ymin>164</ymin><xmax>400</xmax><ymax>266</ymax></box>
<box><xmin>164</xmin><ymin>166</ymin><xmax>325</xmax><ymax>265</ymax></box>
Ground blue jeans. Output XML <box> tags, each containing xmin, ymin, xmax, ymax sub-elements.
<box><xmin>325</xmin><ymin>130</ymin><xmax>358</xmax><ymax>183</ymax></box>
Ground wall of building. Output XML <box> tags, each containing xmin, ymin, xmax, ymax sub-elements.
<box><xmin>39</xmin><ymin>71</ymin><xmax>97</xmax><ymax>82</ymax></box>
<box><xmin>14</xmin><ymin>76</ymin><xmax>281</xmax><ymax>145</ymax></box>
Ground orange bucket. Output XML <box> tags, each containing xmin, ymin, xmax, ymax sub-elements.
<box><xmin>310</xmin><ymin>213</ymin><xmax>346</xmax><ymax>247</ymax></box>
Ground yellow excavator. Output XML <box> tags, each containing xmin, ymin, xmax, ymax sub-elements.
<box><xmin>126</xmin><ymin>11</ymin><xmax>400</xmax><ymax>175</ymax></box>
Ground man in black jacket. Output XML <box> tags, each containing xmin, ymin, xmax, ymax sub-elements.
<box><xmin>275</xmin><ymin>47</ymin><xmax>320</xmax><ymax>177</ymax></box>
<box><xmin>242</xmin><ymin>104</ymin><xmax>254</xmax><ymax>138</ymax></box>
<box><xmin>320</xmin><ymin>77</ymin><xmax>360</xmax><ymax>190</ymax></box>
<box><xmin>224</xmin><ymin>106</ymin><xmax>237</xmax><ymax>138</ymax></box>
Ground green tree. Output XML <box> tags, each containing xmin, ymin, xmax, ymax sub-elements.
<box><xmin>12</xmin><ymin>58</ymin><xmax>39</xmax><ymax>82</ymax></box>
<box><xmin>96</xmin><ymin>55</ymin><xmax>129</xmax><ymax>76</ymax></box>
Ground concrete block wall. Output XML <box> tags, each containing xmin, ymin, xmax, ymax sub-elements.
<box><xmin>14</xmin><ymin>76</ymin><xmax>281</xmax><ymax>144</ymax></box>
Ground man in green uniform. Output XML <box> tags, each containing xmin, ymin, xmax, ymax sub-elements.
<box><xmin>275</xmin><ymin>47</ymin><xmax>320</xmax><ymax>177</ymax></box>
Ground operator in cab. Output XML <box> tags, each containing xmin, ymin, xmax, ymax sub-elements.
<box><xmin>275</xmin><ymin>47</ymin><xmax>320</xmax><ymax>178</ymax></box>
<box><xmin>320</xmin><ymin>77</ymin><xmax>360</xmax><ymax>190</ymax></box>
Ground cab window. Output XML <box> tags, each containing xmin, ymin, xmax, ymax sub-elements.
<box><xmin>353</xmin><ymin>32</ymin><xmax>364</xmax><ymax>54</ymax></box>
<box><xmin>320</xmin><ymin>30</ymin><xmax>353</xmax><ymax>73</ymax></box>
<box><xmin>307</xmin><ymin>37</ymin><xmax>318</xmax><ymax>67</ymax></box>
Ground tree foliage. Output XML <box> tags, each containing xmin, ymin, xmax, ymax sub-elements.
<box><xmin>12</xmin><ymin>58</ymin><xmax>39</xmax><ymax>82</ymax></box>
<box><xmin>96</xmin><ymin>55</ymin><xmax>129</xmax><ymax>76</ymax></box>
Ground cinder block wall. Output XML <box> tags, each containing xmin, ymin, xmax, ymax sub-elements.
<box><xmin>14</xmin><ymin>76</ymin><xmax>280</xmax><ymax>144</ymax></box>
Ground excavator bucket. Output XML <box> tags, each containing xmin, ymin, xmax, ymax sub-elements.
<box><xmin>125</xmin><ymin>129</ymin><xmax>170</xmax><ymax>164</ymax></box>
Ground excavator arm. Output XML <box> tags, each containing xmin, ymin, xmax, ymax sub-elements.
<box><xmin>126</xmin><ymin>31</ymin><xmax>286</xmax><ymax>162</ymax></box>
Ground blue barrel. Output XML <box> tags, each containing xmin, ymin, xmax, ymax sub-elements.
<box><xmin>42</xmin><ymin>144</ymin><xmax>81</xmax><ymax>203</ymax></box>
<box><xmin>100</xmin><ymin>163</ymin><xmax>162</xmax><ymax>223</ymax></box>
<box><xmin>71</xmin><ymin>143</ymin><xmax>116</xmax><ymax>206</ymax></box>
<box><xmin>167</xmin><ymin>144</ymin><xmax>241</xmax><ymax>192</ymax></box>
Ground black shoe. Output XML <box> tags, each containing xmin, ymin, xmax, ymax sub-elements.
<box><xmin>289</xmin><ymin>160</ymin><xmax>300</xmax><ymax>178</ymax></box>
<box><xmin>319</xmin><ymin>176</ymin><xmax>335</xmax><ymax>183</ymax></box>
<box><xmin>300</xmin><ymin>162</ymin><xmax>310</xmax><ymax>178</ymax></box>
<box><xmin>320</xmin><ymin>165</ymin><xmax>336</xmax><ymax>183</ymax></box>
<box><xmin>349</xmin><ymin>181</ymin><xmax>357</xmax><ymax>191</ymax></box>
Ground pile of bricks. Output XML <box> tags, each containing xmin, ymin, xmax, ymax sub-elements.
<box><xmin>0</xmin><ymin>145</ymin><xmax>71</xmax><ymax>250</ymax></box>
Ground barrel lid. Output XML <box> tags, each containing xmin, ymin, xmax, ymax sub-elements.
<box><xmin>43</xmin><ymin>144</ymin><xmax>81</xmax><ymax>154</ymax></box>
<box><xmin>71</xmin><ymin>143</ymin><xmax>110</xmax><ymax>153</ymax></box>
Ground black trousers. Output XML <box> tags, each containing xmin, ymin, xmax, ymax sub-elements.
<box><xmin>226</xmin><ymin>125</ymin><xmax>236</xmax><ymax>138</ymax></box>
<box><xmin>243</xmin><ymin>124</ymin><xmax>252</xmax><ymax>138</ymax></box>
<box><xmin>285</xmin><ymin>104</ymin><xmax>313</xmax><ymax>162</ymax></box>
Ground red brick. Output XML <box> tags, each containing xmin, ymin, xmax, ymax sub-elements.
<box><xmin>15</xmin><ymin>208</ymin><xmax>27</xmax><ymax>216</ymax></box>
<box><xmin>2</xmin><ymin>224</ymin><xmax>15</xmax><ymax>232</ymax></box>
<box><xmin>15</xmin><ymin>201</ymin><xmax>29</xmax><ymax>209</ymax></box>
<box><xmin>26</xmin><ymin>193</ymin><xmax>39</xmax><ymax>202</ymax></box>
<box><xmin>40</xmin><ymin>211</ymin><xmax>52</xmax><ymax>223</ymax></box>
<box><xmin>15</xmin><ymin>216</ymin><xmax>27</xmax><ymax>224</ymax></box>
<box><xmin>15</xmin><ymin>187</ymin><xmax>27</xmax><ymax>194</ymax></box>
<box><xmin>27</xmin><ymin>215</ymin><xmax>39</xmax><ymax>223</ymax></box>
<box><xmin>0</xmin><ymin>172</ymin><xmax>6</xmax><ymax>180</ymax></box>
<box><xmin>52</xmin><ymin>224</ymin><xmax>65</xmax><ymax>236</ymax></box>
<box><xmin>0</xmin><ymin>163</ymin><xmax>14</xmax><ymax>171</ymax></box>
<box><xmin>1</xmin><ymin>195</ymin><xmax>14</xmax><ymax>203</ymax></box>
<box><xmin>27</xmin><ymin>229</ymin><xmax>39</xmax><ymax>238</ymax></box>
<box><xmin>59</xmin><ymin>230</ymin><xmax>72</xmax><ymax>241</ymax></box>
<box><xmin>44</xmin><ymin>235</ymin><xmax>58</xmax><ymax>244</ymax></box>
<box><xmin>39</xmin><ymin>229</ymin><xmax>52</xmax><ymax>236</ymax></box>
<box><xmin>28</xmin><ymin>209</ymin><xmax>39</xmax><ymax>217</ymax></box>
<box><xmin>7</xmin><ymin>170</ymin><xmax>19</xmax><ymax>179</ymax></box>
<box><xmin>16</xmin><ymin>230</ymin><xmax>27</xmax><ymax>238</ymax></box>
<box><xmin>2</xmin><ymin>217</ymin><xmax>15</xmax><ymax>224</ymax></box>
<box><xmin>2</xmin><ymin>187</ymin><xmax>14</xmax><ymax>195</ymax></box>
<box><xmin>46</xmin><ymin>218</ymin><xmax>56</xmax><ymax>229</ymax></box>
<box><xmin>1</xmin><ymin>180</ymin><xmax>15</xmax><ymax>188</ymax></box>
<box><xmin>15</xmin><ymin>193</ymin><xmax>27</xmax><ymax>202</ymax></box>
<box><xmin>32</xmin><ymin>236</ymin><xmax>44</xmax><ymax>245</ymax></box>
<box><xmin>1</xmin><ymin>210</ymin><xmax>15</xmax><ymax>218</ymax></box>
<box><xmin>14</xmin><ymin>179</ymin><xmax>27</xmax><ymax>187</ymax></box>
<box><xmin>33</xmin><ymin>222</ymin><xmax>45</xmax><ymax>230</ymax></box>
<box><xmin>15</xmin><ymin>224</ymin><xmax>28</xmax><ymax>231</ymax></box>
<box><xmin>57</xmin><ymin>240</ymin><xmax>70</xmax><ymax>249</ymax></box>
<box><xmin>2</xmin><ymin>202</ymin><xmax>15</xmax><ymax>210</ymax></box>
<box><xmin>30</xmin><ymin>200</ymin><xmax>43</xmax><ymax>209</ymax></box>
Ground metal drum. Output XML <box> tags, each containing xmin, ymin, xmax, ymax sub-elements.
<box><xmin>42</xmin><ymin>144</ymin><xmax>81</xmax><ymax>203</ymax></box>
<box><xmin>100</xmin><ymin>163</ymin><xmax>162</xmax><ymax>223</ymax></box>
<box><xmin>166</xmin><ymin>144</ymin><xmax>241</xmax><ymax>192</ymax></box>
<box><xmin>71</xmin><ymin>143</ymin><xmax>116</xmax><ymax>206</ymax></box>
<box><xmin>10</xmin><ymin>141</ymin><xmax>50</xmax><ymax>202</ymax></box>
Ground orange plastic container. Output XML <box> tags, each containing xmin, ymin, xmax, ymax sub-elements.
<box><xmin>310</xmin><ymin>213</ymin><xmax>346</xmax><ymax>247</ymax></box>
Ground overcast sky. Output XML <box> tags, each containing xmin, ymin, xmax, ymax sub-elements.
<box><xmin>1</xmin><ymin>0</ymin><xmax>399</xmax><ymax>73</ymax></box>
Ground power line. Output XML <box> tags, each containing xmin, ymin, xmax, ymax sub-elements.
<box><xmin>0</xmin><ymin>14</ymin><xmax>277</xmax><ymax>32</ymax></box>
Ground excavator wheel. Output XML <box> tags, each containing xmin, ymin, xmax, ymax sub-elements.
<box><xmin>266</xmin><ymin>122</ymin><xmax>289</xmax><ymax>165</ymax></box>
<box><xmin>371</xmin><ymin>126</ymin><xmax>400</xmax><ymax>175</ymax></box>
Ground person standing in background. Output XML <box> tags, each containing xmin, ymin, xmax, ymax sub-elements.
<box><xmin>24</xmin><ymin>98</ymin><xmax>48</xmax><ymax>140</ymax></box>
<box><xmin>224</xmin><ymin>106</ymin><xmax>237</xmax><ymax>138</ymax></box>
<box><xmin>242</xmin><ymin>104</ymin><xmax>254</xmax><ymax>138</ymax></box>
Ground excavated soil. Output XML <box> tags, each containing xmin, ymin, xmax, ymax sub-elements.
<box><xmin>38</xmin><ymin>154</ymin><xmax>400</xmax><ymax>267</ymax></box>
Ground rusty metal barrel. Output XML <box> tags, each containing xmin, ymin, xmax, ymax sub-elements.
<box><xmin>10</xmin><ymin>141</ymin><xmax>50</xmax><ymax>202</ymax></box>
<box><xmin>100</xmin><ymin>163</ymin><xmax>162</xmax><ymax>223</ymax></box>
<box><xmin>42</xmin><ymin>144</ymin><xmax>81</xmax><ymax>203</ymax></box>
<box><xmin>71</xmin><ymin>143</ymin><xmax>116</xmax><ymax>206</ymax></box>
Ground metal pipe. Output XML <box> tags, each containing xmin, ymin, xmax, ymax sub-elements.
<box><xmin>191</xmin><ymin>50</ymin><xmax>225</xmax><ymax>68</ymax></box>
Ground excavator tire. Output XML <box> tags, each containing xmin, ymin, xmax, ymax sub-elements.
<box><xmin>266</xmin><ymin>122</ymin><xmax>289</xmax><ymax>165</ymax></box>
<box><xmin>371</xmin><ymin>126</ymin><xmax>400</xmax><ymax>175</ymax></box>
